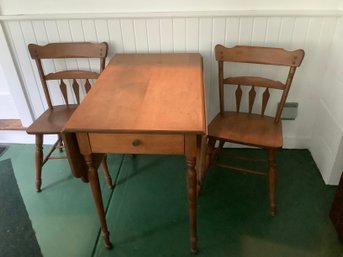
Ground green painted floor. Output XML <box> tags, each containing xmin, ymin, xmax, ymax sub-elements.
<box><xmin>1</xmin><ymin>145</ymin><xmax>342</xmax><ymax>257</ymax></box>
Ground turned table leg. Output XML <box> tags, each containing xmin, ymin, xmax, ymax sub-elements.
<box><xmin>186</xmin><ymin>156</ymin><xmax>198</xmax><ymax>253</ymax></box>
<box><xmin>84</xmin><ymin>154</ymin><xmax>113</xmax><ymax>249</ymax></box>
<box><xmin>101</xmin><ymin>155</ymin><xmax>113</xmax><ymax>189</ymax></box>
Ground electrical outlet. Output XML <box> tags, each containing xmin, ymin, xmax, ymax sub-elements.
<box><xmin>281</xmin><ymin>102</ymin><xmax>298</xmax><ymax>120</ymax></box>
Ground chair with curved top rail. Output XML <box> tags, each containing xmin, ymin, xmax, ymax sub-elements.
<box><xmin>26</xmin><ymin>42</ymin><xmax>113</xmax><ymax>192</ymax></box>
<box><xmin>202</xmin><ymin>44</ymin><xmax>305</xmax><ymax>215</ymax></box>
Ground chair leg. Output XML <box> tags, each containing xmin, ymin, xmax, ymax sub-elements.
<box><xmin>267</xmin><ymin>149</ymin><xmax>277</xmax><ymax>216</ymax></box>
<box><xmin>213</xmin><ymin>139</ymin><xmax>225</xmax><ymax>160</ymax></box>
<box><xmin>57</xmin><ymin>135</ymin><xmax>64</xmax><ymax>153</ymax></box>
<box><xmin>196</xmin><ymin>135</ymin><xmax>207</xmax><ymax>197</ymax></box>
<box><xmin>206</xmin><ymin>137</ymin><xmax>216</xmax><ymax>168</ymax></box>
<box><xmin>35</xmin><ymin>134</ymin><xmax>43</xmax><ymax>192</ymax></box>
<box><xmin>197</xmin><ymin>137</ymin><xmax>216</xmax><ymax>194</ymax></box>
<box><xmin>101</xmin><ymin>155</ymin><xmax>113</xmax><ymax>189</ymax></box>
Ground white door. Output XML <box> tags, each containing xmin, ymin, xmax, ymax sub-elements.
<box><xmin>0</xmin><ymin>64</ymin><xmax>20</xmax><ymax>119</ymax></box>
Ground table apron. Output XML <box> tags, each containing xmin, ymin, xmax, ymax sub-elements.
<box><xmin>88</xmin><ymin>133</ymin><xmax>186</xmax><ymax>155</ymax></box>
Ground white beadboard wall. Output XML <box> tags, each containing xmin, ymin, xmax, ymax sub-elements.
<box><xmin>1</xmin><ymin>11</ymin><xmax>343</xmax><ymax>183</ymax></box>
<box><xmin>308</xmin><ymin>17</ymin><xmax>343</xmax><ymax>185</ymax></box>
<box><xmin>0</xmin><ymin>12</ymin><xmax>340</xmax><ymax>149</ymax></box>
<box><xmin>309</xmin><ymin>100</ymin><xmax>343</xmax><ymax>184</ymax></box>
<box><xmin>2</xmin><ymin>13</ymin><xmax>339</xmax><ymax>147</ymax></box>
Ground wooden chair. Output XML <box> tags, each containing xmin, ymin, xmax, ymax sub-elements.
<box><xmin>26</xmin><ymin>42</ymin><xmax>113</xmax><ymax>192</ymax></box>
<box><xmin>203</xmin><ymin>44</ymin><xmax>305</xmax><ymax>215</ymax></box>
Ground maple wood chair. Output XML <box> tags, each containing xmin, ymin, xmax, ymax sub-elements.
<box><xmin>26</xmin><ymin>42</ymin><xmax>113</xmax><ymax>192</ymax></box>
<box><xmin>203</xmin><ymin>44</ymin><xmax>305</xmax><ymax>215</ymax></box>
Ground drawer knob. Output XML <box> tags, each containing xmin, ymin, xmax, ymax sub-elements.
<box><xmin>132</xmin><ymin>139</ymin><xmax>141</xmax><ymax>147</ymax></box>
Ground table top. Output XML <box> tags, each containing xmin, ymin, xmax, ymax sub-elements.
<box><xmin>64</xmin><ymin>53</ymin><xmax>206</xmax><ymax>134</ymax></box>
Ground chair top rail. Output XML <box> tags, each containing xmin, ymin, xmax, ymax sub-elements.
<box><xmin>215</xmin><ymin>44</ymin><xmax>304</xmax><ymax>67</ymax></box>
<box><xmin>28</xmin><ymin>42</ymin><xmax>108</xmax><ymax>59</ymax></box>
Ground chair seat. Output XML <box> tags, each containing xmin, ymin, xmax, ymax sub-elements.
<box><xmin>208</xmin><ymin>111</ymin><xmax>283</xmax><ymax>148</ymax></box>
<box><xmin>27</xmin><ymin>105</ymin><xmax>77</xmax><ymax>134</ymax></box>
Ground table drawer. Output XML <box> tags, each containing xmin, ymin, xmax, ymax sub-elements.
<box><xmin>88</xmin><ymin>133</ymin><xmax>185</xmax><ymax>154</ymax></box>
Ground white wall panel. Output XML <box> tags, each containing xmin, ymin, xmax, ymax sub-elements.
<box><xmin>224</xmin><ymin>17</ymin><xmax>240</xmax><ymax>45</ymax></box>
<box><xmin>265</xmin><ymin>17</ymin><xmax>282</xmax><ymax>44</ymax></box>
<box><xmin>284</xmin><ymin>16</ymin><xmax>337</xmax><ymax>146</ymax></box>
<box><xmin>198</xmin><ymin>17</ymin><xmax>213</xmax><ymax>119</ymax></box>
<box><xmin>6</xmin><ymin>21</ymin><xmax>44</xmax><ymax>117</ymax></box>
<box><xmin>173</xmin><ymin>18</ymin><xmax>186</xmax><ymax>52</ymax></box>
<box><xmin>252</xmin><ymin>17</ymin><xmax>268</xmax><ymax>45</ymax></box>
<box><xmin>309</xmin><ymin>100</ymin><xmax>342</xmax><ymax>184</ymax></box>
<box><xmin>134</xmin><ymin>19</ymin><xmax>148</xmax><ymax>52</ymax></box>
<box><xmin>308</xmin><ymin>17</ymin><xmax>343</xmax><ymax>184</ymax></box>
<box><xmin>186</xmin><ymin>18</ymin><xmax>199</xmax><ymax>52</ymax></box>
<box><xmin>120</xmin><ymin>19</ymin><xmax>136</xmax><ymax>53</ymax></box>
<box><xmin>279</xmin><ymin>17</ymin><xmax>296</xmax><ymax>48</ymax></box>
<box><xmin>239</xmin><ymin>18</ymin><xmax>254</xmax><ymax>44</ymax></box>
<box><xmin>146</xmin><ymin>19</ymin><xmax>161</xmax><ymax>53</ymax></box>
<box><xmin>107</xmin><ymin>19</ymin><xmax>124</xmax><ymax>54</ymax></box>
<box><xmin>160</xmin><ymin>18</ymin><xmax>173</xmax><ymax>52</ymax></box>
<box><xmin>69</xmin><ymin>20</ymin><xmax>84</xmax><ymax>41</ymax></box>
<box><xmin>0</xmin><ymin>94</ymin><xmax>19</xmax><ymax>118</ymax></box>
<box><xmin>94</xmin><ymin>20</ymin><xmax>110</xmax><ymax>46</ymax></box>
